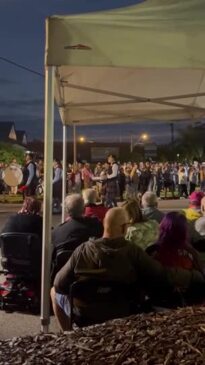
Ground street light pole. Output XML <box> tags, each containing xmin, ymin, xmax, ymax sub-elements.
<box><xmin>130</xmin><ymin>135</ymin><xmax>134</xmax><ymax>153</ymax></box>
<box><xmin>170</xmin><ymin>122</ymin><xmax>174</xmax><ymax>146</ymax></box>
<box><xmin>73</xmin><ymin>123</ymin><xmax>77</xmax><ymax>166</ymax></box>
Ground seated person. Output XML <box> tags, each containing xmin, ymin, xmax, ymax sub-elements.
<box><xmin>82</xmin><ymin>188</ymin><xmax>108</xmax><ymax>222</ymax></box>
<box><xmin>122</xmin><ymin>199</ymin><xmax>159</xmax><ymax>250</ymax></box>
<box><xmin>1</xmin><ymin>196</ymin><xmax>42</xmax><ymax>238</ymax></box>
<box><xmin>51</xmin><ymin>207</ymin><xmax>205</xmax><ymax>332</ymax></box>
<box><xmin>52</xmin><ymin>194</ymin><xmax>103</xmax><ymax>266</ymax></box>
<box><xmin>148</xmin><ymin>212</ymin><xmax>202</xmax><ymax>272</ymax></box>
<box><xmin>141</xmin><ymin>191</ymin><xmax>164</xmax><ymax>223</ymax></box>
<box><xmin>195</xmin><ymin>196</ymin><xmax>205</xmax><ymax>237</ymax></box>
<box><xmin>1</xmin><ymin>196</ymin><xmax>42</xmax><ymax>290</ymax></box>
<box><xmin>193</xmin><ymin>197</ymin><xmax>205</xmax><ymax>269</ymax></box>
<box><xmin>182</xmin><ymin>191</ymin><xmax>204</xmax><ymax>221</ymax></box>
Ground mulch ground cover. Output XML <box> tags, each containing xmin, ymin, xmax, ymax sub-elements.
<box><xmin>0</xmin><ymin>306</ymin><xmax>205</xmax><ymax>364</ymax></box>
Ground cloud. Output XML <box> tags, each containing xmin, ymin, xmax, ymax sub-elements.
<box><xmin>0</xmin><ymin>77</ymin><xmax>17</xmax><ymax>85</ymax></box>
<box><xmin>0</xmin><ymin>98</ymin><xmax>44</xmax><ymax>109</ymax></box>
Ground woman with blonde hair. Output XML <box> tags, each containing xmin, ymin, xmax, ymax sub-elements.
<box><xmin>122</xmin><ymin>199</ymin><xmax>159</xmax><ymax>250</ymax></box>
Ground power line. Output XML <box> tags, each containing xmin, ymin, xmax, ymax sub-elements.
<box><xmin>0</xmin><ymin>56</ymin><xmax>44</xmax><ymax>78</ymax></box>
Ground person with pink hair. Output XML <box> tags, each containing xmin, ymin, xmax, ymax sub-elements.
<box><xmin>182</xmin><ymin>191</ymin><xmax>204</xmax><ymax>221</ymax></box>
<box><xmin>150</xmin><ymin>212</ymin><xmax>202</xmax><ymax>272</ymax></box>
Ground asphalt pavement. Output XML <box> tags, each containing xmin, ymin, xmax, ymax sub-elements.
<box><xmin>0</xmin><ymin>199</ymin><xmax>189</xmax><ymax>339</ymax></box>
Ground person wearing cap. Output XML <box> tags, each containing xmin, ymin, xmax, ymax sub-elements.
<box><xmin>182</xmin><ymin>191</ymin><xmax>204</xmax><ymax>221</ymax></box>
<box><xmin>19</xmin><ymin>152</ymin><xmax>38</xmax><ymax>196</ymax></box>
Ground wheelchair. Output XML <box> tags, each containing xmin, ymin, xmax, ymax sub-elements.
<box><xmin>0</xmin><ymin>232</ymin><xmax>42</xmax><ymax>313</ymax></box>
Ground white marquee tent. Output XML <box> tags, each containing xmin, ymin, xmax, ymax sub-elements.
<box><xmin>41</xmin><ymin>0</ymin><xmax>205</xmax><ymax>331</ymax></box>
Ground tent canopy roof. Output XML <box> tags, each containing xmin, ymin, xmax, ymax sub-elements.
<box><xmin>45</xmin><ymin>0</ymin><xmax>205</xmax><ymax>125</ymax></box>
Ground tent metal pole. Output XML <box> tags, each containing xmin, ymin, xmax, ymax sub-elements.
<box><xmin>73</xmin><ymin>123</ymin><xmax>77</xmax><ymax>166</ymax></box>
<box><xmin>64</xmin><ymin>91</ymin><xmax>205</xmax><ymax>108</ymax></box>
<box><xmin>64</xmin><ymin>83</ymin><xmax>205</xmax><ymax>112</ymax></box>
<box><xmin>62</xmin><ymin>124</ymin><xmax>67</xmax><ymax>223</ymax></box>
<box><xmin>130</xmin><ymin>135</ymin><xmax>133</xmax><ymax>153</ymax></box>
<box><xmin>41</xmin><ymin>66</ymin><xmax>55</xmax><ymax>333</ymax></box>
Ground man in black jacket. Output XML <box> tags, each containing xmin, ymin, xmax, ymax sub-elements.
<box><xmin>51</xmin><ymin>194</ymin><xmax>103</xmax><ymax>276</ymax></box>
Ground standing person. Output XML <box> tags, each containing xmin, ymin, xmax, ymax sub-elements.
<box><xmin>156</xmin><ymin>164</ymin><xmax>163</xmax><ymax>198</ymax></box>
<box><xmin>94</xmin><ymin>162</ymin><xmax>103</xmax><ymax>199</ymax></box>
<box><xmin>200</xmin><ymin>164</ymin><xmax>205</xmax><ymax>192</ymax></box>
<box><xmin>73</xmin><ymin>164</ymin><xmax>83</xmax><ymax>193</ymax></box>
<box><xmin>9</xmin><ymin>158</ymin><xmax>20</xmax><ymax>195</ymax></box>
<box><xmin>67</xmin><ymin>164</ymin><xmax>75</xmax><ymax>194</ymax></box>
<box><xmin>171</xmin><ymin>163</ymin><xmax>179</xmax><ymax>196</ymax></box>
<box><xmin>19</xmin><ymin>151</ymin><xmax>38</xmax><ymax>196</ymax></box>
<box><xmin>105</xmin><ymin>154</ymin><xmax>119</xmax><ymax>207</ymax></box>
<box><xmin>138</xmin><ymin>162</ymin><xmax>152</xmax><ymax>195</ymax></box>
<box><xmin>94</xmin><ymin>162</ymin><xmax>102</xmax><ymax>177</ymax></box>
<box><xmin>53</xmin><ymin>159</ymin><xmax>63</xmax><ymax>213</ymax></box>
<box><xmin>162</xmin><ymin>164</ymin><xmax>174</xmax><ymax>199</ymax></box>
<box><xmin>118</xmin><ymin>166</ymin><xmax>126</xmax><ymax>202</ymax></box>
<box><xmin>189</xmin><ymin>166</ymin><xmax>198</xmax><ymax>195</ymax></box>
<box><xmin>0</xmin><ymin>162</ymin><xmax>5</xmax><ymax>194</ymax></box>
<box><xmin>81</xmin><ymin>163</ymin><xmax>93</xmax><ymax>189</ymax></box>
<box><xmin>178</xmin><ymin>166</ymin><xmax>188</xmax><ymax>198</ymax></box>
<box><xmin>99</xmin><ymin>162</ymin><xmax>109</xmax><ymax>204</ymax></box>
<box><xmin>130</xmin><ymin>163</ymin><xmax>140</xmax><ymax>199</ymax></box>
<box><xmin>124</xmin><ymin>166</ymin><xmax>132</xmax><ymax>200</ymax></box>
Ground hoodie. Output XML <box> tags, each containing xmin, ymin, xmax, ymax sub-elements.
<box><xmin>182</xmin><ymin>208</ymin><xmax>202</xmax><ymax>221</ymax></box>
<box><xmin>54</xmin><ymin>237</ymin><xmax>204</xmax><ymax>296</ymax></box>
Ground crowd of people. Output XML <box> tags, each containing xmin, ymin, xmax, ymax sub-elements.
<box><xmin>1</xmin><ymin>185</ymin><xmax>205</xmax><ymax>330</ymax></box>
<box><xmin>1</xmin><ymin>152</ymin><xmax>205</xmax><ymax>329</ymax></box>
<box><xmin>1</xmin><ymin>153</ymin><xmax>205</xmax><ymax>204</ymax></box>
<box><xmin>52</xmin><ymin>158</ymin><xmax>205</xmax><ymax>202</ymax></box>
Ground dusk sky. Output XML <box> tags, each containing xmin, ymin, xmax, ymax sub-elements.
<box><xmin>0</xmin><ymin>0</ymin><xmax>190</xmax><ymax>144</ymax></box>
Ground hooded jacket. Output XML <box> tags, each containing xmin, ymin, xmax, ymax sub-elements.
<box><xmin>182</xmin><ymin>208</ymin><xmax>202</xmax><ymax>221</ymax></box>
<box><xmin>54</xmin><ymin>237</ymin><xmax>204</xmax><ymax>296</ymax></box>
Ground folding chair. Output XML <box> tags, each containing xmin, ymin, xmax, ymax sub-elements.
<box><xmin>68</xmin><ymin>276</ymin><xmax>140</xmax><ymax>330</ymax></box>
<box><xmin>51</xmin><ymin>249</ymin><xmax>73</xmax><ymax>284</ymax></box>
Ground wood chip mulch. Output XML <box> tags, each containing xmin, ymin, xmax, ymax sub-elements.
<box><xmin>0</xmin><ymin>306</ymin><xmax>205</xmax><ymax>365</ymax></box>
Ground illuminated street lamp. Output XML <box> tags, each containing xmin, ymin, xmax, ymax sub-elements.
<box><xmin>141</xmin><ymin>133</ymin><xmax>148</xmax><ymax>141</ymax></box>
<box><xmin>79</xmin><ymin>136</ymin><xmax>86</xmax><ymax>143</ymax></box>
<box><xmin>130</xmin><ymin>133</ymin><xmax>149</xmax><ymax>152</ymax></box>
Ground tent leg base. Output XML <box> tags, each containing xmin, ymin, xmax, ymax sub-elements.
<box><xmin>41</xmin><ymin>318</ymin><xmax>50</xmax><ymax>333</ymax></box>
